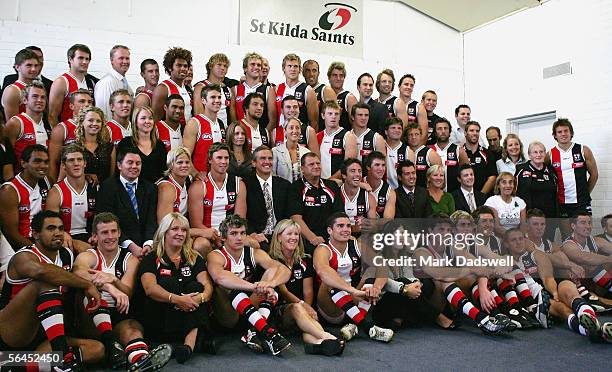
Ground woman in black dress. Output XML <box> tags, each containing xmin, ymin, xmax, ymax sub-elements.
<box><xmin>118</xmin><ymin>106</ymin><xmax>167</xmax><ymax>183</ymax></box>
<box><xmin>74</xmin><ymin>106</ymin><xmax>115</xmax><ymax>186</ymax></box>
<box><xmin>226</xmin><ymin>121</ymin><xmax>253</xmax><ymax>178</ymax></box>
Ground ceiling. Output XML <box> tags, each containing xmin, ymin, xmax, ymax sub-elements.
<box><xmin>399</xmin><ymin>0</ymin><xmax>544</xmax><ymax>32</ymax></box>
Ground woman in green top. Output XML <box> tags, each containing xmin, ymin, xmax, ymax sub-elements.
<box><xmin>427</xmin><ymin>164</ymin><xmax>455</xmax><ymax>215</ymax></box>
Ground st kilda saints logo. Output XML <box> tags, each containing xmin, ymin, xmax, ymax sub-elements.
<box><xmin>250</xmin><ymin>2</ymin><xmax>358</xmax><ymax>45</ymax></box>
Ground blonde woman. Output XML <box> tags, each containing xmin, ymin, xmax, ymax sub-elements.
<box><xmin>140</xmin><ymin>213</ymin><xmax>214</xmax><ymax>364</ymax></box>
<box><xmin>73</xmin><ymin>106</ymin><xmax>115</xmax><ymax>185</ymax></box>
<box><xmin>117</xmin><ymin>106</ymin><xmax>167</xmax><ymax>182</ymax></box>
<box><xmin>268</xmin><ymin>219</ymin><xmax>345</xmax><ymax>355</ymax></box>
<box><xmin>426</xmin><ymin>164</ymin><xmax>455</xmax><ymax>215</ymax></box>
<box><xmin>485</xmin><ymin>172</ymin><xmax>527</xmax><ymax>236</ymax></box>
<box><xmin>496</xmin><ymin>133</ymin><xmax>526</xmax><ymax>175</ymax></box>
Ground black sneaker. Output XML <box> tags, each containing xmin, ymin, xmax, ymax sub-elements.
<box><xmin>106</xmin><ymin>341</ymin><xmax>127</xmax><ymax>370</ymax></box>
<box><xmin>478</xmin><ymin>315</ymin><xmax>511</xmax><ymax>335</ymax></box>
<box><xmin>260</xmin><ymin>327</ymin><xmax>291</xmax><ymax>356</ymax></box>
<box><xmin>579</xmin><ymin>312</ymin><xmax>602</xmax><ymax>343</ymax></box>
<box><xmin>600</xmin><ymin>322</ymin><xmax>612</xmax><ymax>343</ymax></box>
<box><xmin>241</xmin><ymin>328</ymin><xmax>265</xmax><ymax>354</ymax></box>
<box><xmin>585</xmin><ymin>294</ymin><xmax>612</xmax><ymax>314</ymax></box>
<box><xmin>53</xmin><ymin>347</ymin><xmax>84</xmax><ymax>372</ymax></box>
<box><xmin>504</xmin><ymin>307</ymin><xmax>533</xmax><ymax>329</ymax></box>
<box><xmin>127</xmin><ymin>344</ymin><xmax>172</xmax><ymax>372</ymax></box>
<box><xmin>529</xmin><ymin>289</ymin><xmax>552</xmax><ymax>328</ymax></box>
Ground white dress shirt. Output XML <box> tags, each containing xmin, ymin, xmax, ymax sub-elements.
<box><xmin>95</xmin><ymin>69</ymin><xmax>134</xmax><ymax>120</ymax></box>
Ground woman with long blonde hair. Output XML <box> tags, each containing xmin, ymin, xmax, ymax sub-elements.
<box><xmin>117</xmin><ymin>105</ymin><xmax>167</xmax><ymax>182</ymax></box>
<box><xmin>73</xmin><ymin>106</ymin><xmax>115</xmax><ymax>185</ymax></box>
<box><xmin>268</xmin><ymin>219</ymin><xmax>345</xmax><ymax>356</ymax></box>
<box><xmin>140</xmin><ymin>213</ymin><xmax>214</xmax><ymax>364</ymax></box>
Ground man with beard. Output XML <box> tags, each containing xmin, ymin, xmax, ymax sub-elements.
<box><xmin>430</xmin><ymin>118</ymin><xmax>468</xmax><ymax>193</ymax></box>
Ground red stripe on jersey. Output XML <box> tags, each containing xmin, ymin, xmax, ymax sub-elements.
<box><xmin>275</xmin><ymin>83</ymin><xmax>287</xmax><ymax>125</ymax></box>
<box><xmin>14</xmin><ymin>114</ymin><xmax>39</xmax><ymax>163</ymax></box>
<box><xmin>550</xmin><ymin>147</ymin><xmax>565</xmax><ymax>204</ymax></box>
<box><xmin>235</xmin><ymin>84</ymin><xmax>246</xmax><ymax>121</ymax></box>
<box><xmin>57</xmin><ymin>181</ymin><xmax>73</xmax><ymax>233</ymax></box>
<box><xmin>316</xmin><ymin>130</ymin><xmax>324</xmax><ymax>145</ymax></box>
<box><xmin>202</xmin><ymin>178</ymin><xmax>214</xmax><ymax>228</ymax></box>
<box><xmin>61</xmin><ymin>73</ymin><xmax>79</xmax><ymax>122</ymax></box>
<box><xmin>156</xmin><ymin>121</ymin><xmax>172</xmax><ymax>152</ymax></box>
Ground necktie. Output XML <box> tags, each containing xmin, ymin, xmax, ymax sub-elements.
<box><xmin>468</xmin><ymin>192</ymin><xmax>476</xmax><ymax>212</ymax></box>
<box><xmin>121</xmin><ymin>77</ymin><xmax>129</xmax><ymax>90</ymax></box>
<box><xmin>126</xmin><ymin>182</ymin><xmax>139</xmax><ymax>218</ymax></box>
<box><xmin>263</xmin><ymin>182</ymin><xmax>274</xmax><ymax>235</ymax></box>
<box><xmin>407</xmin><ymin>191</ymin><xmax>415</xmax><ymax>211</ymax></box>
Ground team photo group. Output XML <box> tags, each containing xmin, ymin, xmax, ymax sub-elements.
<box><xmin>0</xmin><ymin>41</ymin><xmax>610</xmax><ymax>372</ymax></box>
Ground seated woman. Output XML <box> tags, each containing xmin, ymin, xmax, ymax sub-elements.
<box><xmin>426</xmin><ymin>164</ymin><xmax>455</xmax><ymax>215</ymax></box>
<box><xmin>272</xmin><ymin>118</ymin><xmax>312</xmax><ymax>183</ymax></box>
<box><xmin>157</xmin><ymin>147</ymin><xmax>217</xmax><ymax>253</ymax></box>
<box><xmin>485</xmin><ymin>172</ymin><xmax>527</xmax><ymax>236</ymax></box>
<box><xmin>140</xmin><ymin>212</ymin><xmax>214</xmax><ymax>364</ymax></box>
<box><xmin>226</xmin><ymin>121</ymin><xmax>253</xmax><ymax>178</ymax></box>
<box><xmin>73</xmin><ymin>106</ymin><xmax>115</xmax><ymax>185</ymax></box>
<box><xmin>118</xmin><ymin>106</ymin><xmax>167</xmax><ymax>183</ymax></box>
<box><xmin>268</xmin><ymin>219</ymin><xmax>345</xmax><ymax>356</ymax></box>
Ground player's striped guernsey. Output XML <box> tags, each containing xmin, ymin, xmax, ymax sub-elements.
<box><xmin>335</xmin><ymin>90</ymin><xmax>352</xmax><ymax>130</ymax></box>
<box><xmin>196</xmin><ymin>80</ymin><xmax>231</xmax><ymax>126</ymax></box>
<box><xmin>191</xmin><ymin>114</ymin><xmax>225</xmax><ymax>173</ymax></box>
<box><xmin>242</xmin><ymin>119</ymin><xmax>270</xmax><ymax>151</ymax></box>
<box><xmin>155</xmin><ymin>120</ymin><xmax>182</xmax><ymax>152</ymax></box>
<box><xmin>54</xmin><ymin>178</ymin><xmax>95</xmax><ymax>236</ymax></box>
<box><xmin>378</xmin><ymin>95</ymin><xmax>397</xmax><ymax>119</ymax></box>
<box><xmin>58</xmin><ymin>119</ymin><xmax>78</xmax><ymax>145</ymax></box>
<box><xmin>353</xmin><ymin>128</ymin><xmax>378</xmax><ymax>161</ymax></box>
<box><xmin>385</xmin><ymin>141</ymin><xmax>410</xmax><ymax>189</ymax></box>
<box><xmin>135</xmin><ymin>88</ymin><xmax>153</xmax><ymax>106</ymax></box>
<box><xmin>414</xmin><ymin>145</ymin><xmax>433</xmax><ymax>187</ymax></box>
<box><xmin>323</xmin><ymin>240</ymin><xmax>361</xmax><ymax>287</ymax></box>
<box><xmin>106</xmin><ymin>120</ymin><xmax>132</xmax><ymax>146</ymax></box>
<box><xmin>275</xmin><ymin>81</ymin><xmax>310</xmax><ymax>127</ymax></box>
<box><xmin>431</xmin><ymin>142</ymin><xmax>460</xmax><ymax>192</ymax></box>
<box><xmin>89</xmin><ymin>247</ymin><xmax>131</xmax><ymax>308</ymax></box>
<box><xmin>12</xmin><ymin>113</ymin><xmax>48</xmax><ymax>162</ymax></box>
<box><xmin>7</xmin><ymin>80</ymin><xmax>27</xmax><ymax>114</ymax></box>
<box><xmin>201</xmin><ymin>173</ymin><xmax>239</xmax><ymax>230</ymax></box>
<box><xmin>235</xmin><ymin>81</ymin><xmax>270</xmax><ymax>126</ymax></box>
<box><xmin>0</xmin><ymin>245</ymin><xmax>73</xmax><ymax>308</ymax></box>
<box><xmin>156</xmin><ymin>175</ymin><xmax>190</xmax><ymax>216</ymax></box>
<box><xmin>161</xmin><ymin>79</ymin><xmax>192</xmax><ymax>124</ymax></box>
<box><xmin>60</xmin><ymin>72</ymin><xmax>93</xmax><ymax>122</ymax></box>
<box><xmin>215</xmin><ymin>246</ymin><xmax>256</xmax><ymax>281</ymax></box>
<box><xmin>341</xmin><ymin>185</ymin><xmax>369</xmax><ymax>226</ymax></box>
<box><xmin>405</xmin><ymin>99</ymin><xmax>418</xmax><ymax>123</ymax></box>
<box><xmin>370</xmin><ymin>178</ymin><xmax>391</xmax><ymax>218</ymax></box>
<box><xmin>318</xmin><ymin>127</ymin><xmax>348</xmax><ymax>179</ymax></box>
<box><xmin>2</xmin><ymin>174</ymin><xmax>50</xmax><ymax>237</ymax></box>
<box><xmin>534</xmin><ymin>239</ymin><xmax>553</xmax><ymax>254</ymax></box>
<box><xmin>549</xmin><ymin>143</ymin><xmax>590</xmax><ymax>205</ymax></box>
<box><xmin>565</xmin><ymin>234</ymin><xmax>599</xmax><ymax>254</ymax></box>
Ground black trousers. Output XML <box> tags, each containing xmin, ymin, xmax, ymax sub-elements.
<box><xmin>372</xmin><ymin>278</ymin><xmax>438</xmax><ymax>326</ymax></box>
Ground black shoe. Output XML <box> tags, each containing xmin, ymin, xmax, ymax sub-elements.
<box><xmin>504</xmin><ymin>307</ymin><xmax>533</xmax><ymax>329</ymax></box>
<box><xmin>579</xmin><ymin>312</ymin><xmax>602</xmax><ymax>343</ymax></box>
<box><xmin>53</xmin><ymin>347</ymin><xmax>85</xmax><ymax>372</ymax></box>
<box><xmin>585</xmin><ymin>294</ymin><xmax>612</xmax><ymax>314</ymax></box>
<box><xmin>477</xmin><ymin>315</ymin><xmax>511</xmax><ymax>335</ymax></box>
<box><xmin>241</xmin><ymin>328</ymin><xmax>265</xmax><ymax>354</ymax></box>
<box><xmin>260</xmin><ymin>327</ymin><xmax>291</xmax><ymax>356</ymax></box>
<box><xmin>173</xmin><ymin>344</ymin><xmax>192</xmax><ymax>364</ymax></box>
<box><xmin>127</xmin><ymin>344</ymin><xmax>172</xmax><ymax>372</ymax></box>
<box><xmin>106</xmin><ymin>341</ymin><xmax>127</xmax><ymax>370</ymax></box>
<box><xmin>529</xmin><ymin>289</ymin><xmax>552</xmax><ymax>328</ymax></box>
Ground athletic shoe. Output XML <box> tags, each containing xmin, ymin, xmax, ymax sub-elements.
<box><xmin>600</xmin><ymin>322</ymin><xmax>612</xmax><ymax>343</ymax></box>
<box><xmin>53</xmin><ymin>347</ymin><xmax>84</xmax><ymax>372</ymax></box>
<box><xmin>494</xmin><ymin>313</ymin><xmax>516</xmax><ymax>332</ymax></box>
<box><xmin>260</xmin><ymin>327</ymin><xmax>291</xmax><ymax>356</ymax></box>
<box><xmin>241</xmin><ymin>328</ymin><xmax>265</xmax><ymax>354</ymax></box>
<box><xmin>504</xmin><ymin>307</ymin><xmax>533</xmax><ymax>329</ymax></box>
<box><xmin>107</xmin><ymin>340</ymin><xmax>127</xmax><ymax>370</ymax></box>
<box><xmin>127</xmin><ymin>344</ymin><xmax>172</xmax><ymax>372</ymax></box>
<box><xmin>585</xmin><ymin>294</ymin><xmax>612</xmax><ymax>314</ymax></box>
<box><xmin>368</xmin><ymin>325</ymin><xmax>394</xmax><ymax>342</ymax></box>
<box><xmin>579</xmin><ymin>312</ymin><xmax>602</xmax><ymax>343</ymax></box>
<box><xmin>340</xmin><ymin>323</ymin><xmax>358</xmax><ymax>341</ymax></box>
<box><xmin>517</xmin><ymin>306</ymin><xmax>542</xmax><ymax>328</ymax></box>
<box><xmin>478</xmin><ymin>315</ymin><xmax>510</xmax><ymax>335</ymax></box>
<box><xmin>530</xmin><ymin>289</ymin><xmax>552</xmax><ymax>328</ymax></box>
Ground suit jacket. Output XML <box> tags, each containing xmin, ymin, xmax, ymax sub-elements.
<box><xmin>395</xmin><ymin>185</ymin><xmax>432</xmax><ymax>218</ymax></box>
<box><xmin>96</xmin><ymin>175</ymin><xmax>158</xmax><ymax>247</ymax></box>
<box><xmin>244</xmin><ymin>174</ymin><xmax>290</xmax><ymax>234</ymax></box>
<box><xmin>272</xmin><ymin>143</ymin><xmax>311</xmax><ymax>183</ymax></box>
<box><xmin>451</xmin><ymin>188</ymin><xmax>487</xmax><ymax>213</ymax></box>
<box><xmin>366</xmin><ymin>99</ymin><xmax>388</xmax><ymax>136</ymax></box>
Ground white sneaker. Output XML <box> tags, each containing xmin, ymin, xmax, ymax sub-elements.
<box><xmin>340</xmin><ymin>323</ymin><xmax>358</xmax><ymax>341</ymax></box>
<box><xmin>368</xmin><ymin>325</ymin><xmax>394</xmax><ymax>342</ymax></box>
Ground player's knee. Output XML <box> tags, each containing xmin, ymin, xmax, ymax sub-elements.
<box><xmin>193</xmin><ymin>237</ymin><xmax>212</xmax><ymax>257</ymax></box>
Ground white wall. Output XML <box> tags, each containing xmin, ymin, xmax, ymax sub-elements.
<box><xmin>463</xmin><ymin>0</ymin><xmax>612</xmax><ymax>223</ymax></box>
<box><xmin>0</xmin><ymin>0</ymin><xmax>463</xmax><ymax>119</ymax></box>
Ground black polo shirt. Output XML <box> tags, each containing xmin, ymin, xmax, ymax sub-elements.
<box><xmin>287</xmin><ymin>178</ymin><xmax>344</xmax><ymax>239</ymax></box>
<box><xmin>464</xmin><ymin>144</ymin><xmax>497</xmax><ymax>193</ymax></box>
<box><xmin>139</xmin><ymin>252</ymin><xmax>206</xmax><ymax>292</ymax></box>
<box><xmin>515</xmin><ymin>162</ymin><xmax>558</xmax><ymax>218</ymax></box>
<box><xmin>284</xmin><ymin>256</ymin><xmax>314</xmax><ymax>301</ymax></box>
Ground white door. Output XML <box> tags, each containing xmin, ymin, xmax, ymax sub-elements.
<box><xmin>506</xmin><ymin>111</ymin><xmax>556</xmax><ymax>152</ymax></box>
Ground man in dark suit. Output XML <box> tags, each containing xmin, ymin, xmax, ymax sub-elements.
<box><xmin>96</xmin><ymin>147</ymin><xmax>157</xmax><ymax>258</ymax></box>
<box><xmin>452</xmin><ymin>164</ymin><xmax>486</xmax><ymax>213</ymax></box>
<box><xmin>395</xmin><ymin>160</ymin><xmax>432</xmax><ymax>218</ymax></box>
<box><xmin>244</xmin><ymin>145</ymin><xmax>290</xmax><ymax>250</ymax></box>
<box><xmin>356</xmin><ymin>72</ymin><xmax>388</xmax><ymax>135</ymax></box>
